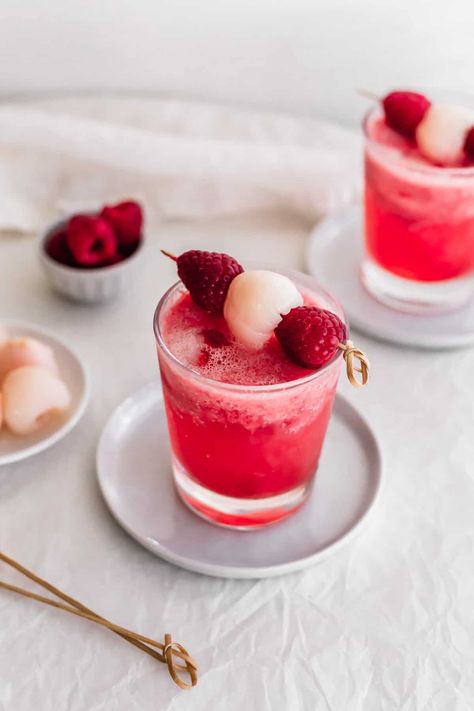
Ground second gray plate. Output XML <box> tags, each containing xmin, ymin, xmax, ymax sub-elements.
<box><xmin>306</xmin><ymin>208</ymin><xmax>474</xmax><ymax>350</ymax></box>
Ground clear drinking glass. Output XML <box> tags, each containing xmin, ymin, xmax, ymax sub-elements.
<box><xmin>153</xmin><ymin>269</ymin><xmax>345</xmax><ymax>530</ymax></box>
<box><xmin>362</xmin><ymin>94</ymin><xmax>474</xmax><ymax>314</ymax></box>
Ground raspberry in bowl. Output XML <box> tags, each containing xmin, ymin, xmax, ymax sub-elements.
<box><xmin>154</xmin><ymin>249</ymin><xmax>369</xmax><ymax>529</ymax></box>
<box><xmin>40</xmin><ymin>201</ymin><xmax>144</xmax><ymax>303</ymax></box>
<box><xmin>363</xmin><ymin>90</ymin><xmax>474</xmax><ymax>313</ymax></box>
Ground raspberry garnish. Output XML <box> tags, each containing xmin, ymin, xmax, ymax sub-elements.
<box><xmin>197</xmin><ymin>349</ymin><xmax>210</xmax><ymax>367</ymax></box>
<box><xmin>197</xmin><ymin>330</ymin><xmax>229</xmax><ymax>368</ymax></box>
<box><xmin>100</xmin><ymin>200</ymin><xmax>143</xmax><ymax>253</ymax></box>
<box><xmin>275</xmin><ymin>306</ymin><xmax>347</xmax><ymax>369</ymax></box>
<box><xmin>383</xmin><ymin>91</ymin><xmax>431</xmax><ymax>138</ymax></box>
<box><xmin>46</xmin><ymin>229</ymin><xmax>75</xmax><ymax>267</ymax></box>
<box><xmin>201</xmin><ymin>329</ymin><xmax>230</xmax><ymax>348</ymax></box>
<box><xmin>66</xmin><ymin>215</ymin><xmax>118</xmax><ymax>268</ymax></box>
<box><xmin>463</xmin><ymin>126</ymin><xmax>474</xmax><ymax>163</ymax></box>
<box><xmin>162</xmin><ymin>249</ymin><xmax>243</xmax><ymax>315</ymax></box>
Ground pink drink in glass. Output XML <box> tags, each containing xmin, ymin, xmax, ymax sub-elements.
<box><xmin>363</xmin><ymin>105</ymin><xmax>474</xmax><ymax>313</ymax></box>
<box><xmin>153</xmin><ymin>271</ymin><xmax>344</xmax><ymax>529</ymax></box>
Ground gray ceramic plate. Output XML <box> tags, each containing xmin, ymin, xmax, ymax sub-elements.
<box><xmin>306</xmin><ymin>208</ymin><xmax>474</xmax><ymax>350</ymax></box>
<box><xmin>0</xmin><ymin>321</ymin><xmax>89</xmax><ymax>465</ymax></box>
<box><xmin>97</xmin><ymin>381</ymin><xmax>382</xmax><ymax>579</ymax></box>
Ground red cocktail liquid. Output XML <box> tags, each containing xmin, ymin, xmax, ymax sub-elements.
<box><xmin>365</xmin><ymin>116</ymin><xmax>474</xmax><ymax>282</ymax></box>
<box><xmin>362</xmin><ymin>109</ymin><xmax>474</xmax><ymax>313</ymax></box>
<box><xmin>155</xmin><ymin>282</ymin><xmax>342</xmax><ymax>528</ymax></box>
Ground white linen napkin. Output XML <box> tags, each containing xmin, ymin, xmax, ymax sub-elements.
<box><xmin>0</xmin><ymin>95</ymin><xmax>361</xmax><ymax>234</ymax></box>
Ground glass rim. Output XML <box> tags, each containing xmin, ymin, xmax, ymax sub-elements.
<box><xmin>362</xmin><ymin>104</ymin><xmax>474</xmax><ymax>178</ymax></box>
<box><xmin>153</xmin><ymin>270</ymin><xmax>346</xmax><ymax>394</ymax></box>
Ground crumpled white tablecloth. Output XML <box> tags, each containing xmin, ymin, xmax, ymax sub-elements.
<box><xmin>1</xmin><ymin>97</ymin><xmax>473</xmax><ymax>711</ymax></box>
<box><xmin>0</xmin><ymin>94</ymin><xmax>360</xmax><ymax>234</ymax></box>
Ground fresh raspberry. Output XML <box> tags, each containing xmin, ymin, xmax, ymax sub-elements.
<box><xmin>383</xmin><ymin>91</ymin><xmax>431</xmax><ymax>138</ymax></box>
<box><xmin>197</xmin><ymin>349</ymin><xmax>210</xmax><ymax>367</ymax></box>
<box><xmin>201</xmin><ymin>329</ymin><xmax>230</xmax><ymax>348</ymax></box>
<box><xmin>275</xmin><ymin>306</ymin><xmax>347</xmax><ymax>369</ymax></box>
<box><xmin>100</xmin><ymin>200</ymin><xmax>143</xmax><ymax>253</ymax></box>
<box><xmin>463</xmin><ymin>126</ymin><xmax>474</xmax><ymax>162</ymax></box>
<box><xmin>46</xmin><ymin>228</ymin><xmax>75</xmax><ymax>267</ymax></box>
<box><xmin>66</xmin><ymin>215</ymin><xmax>118</xmax><ymax>268</ymax></box>
<box><xmin>197</xmin><ymin>330</ymin><xmax>229</xmax><ymax>367</ymax></box>
<box><xmin>176</xmin><ymin>250</ymin><xmax>244</xmax><ymax>315</ymax></box>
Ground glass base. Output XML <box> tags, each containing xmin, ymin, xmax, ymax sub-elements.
<box><xmin>361</xmin><ymin>259</ymin><xmax>474</xmax><ymax>315</ymax></box>
<box><xmin>172</xmin><ymin>457</ymin><xmax>312</xmax><ymax>530</ymax></box>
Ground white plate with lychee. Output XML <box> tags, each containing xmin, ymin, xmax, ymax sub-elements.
<box><xmin>0</xmin><ymin>322</ymin><xmax>89</xmax><ymax>465</ymax></box>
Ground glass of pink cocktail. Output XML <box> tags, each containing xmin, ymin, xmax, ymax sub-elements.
<box><xmin>362</xmin><ymin>94</ymin><xmax>474</xmax><ymax>314</ymax></box>
<box><xmin>153</xmin><ymin>269</ymin><xmax>345</xmax><ymax>529</ymax></box>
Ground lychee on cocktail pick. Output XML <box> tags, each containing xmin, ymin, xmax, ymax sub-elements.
<box><xmin>416</xmin><ymin>104</ymin><xmax>474</xmax><ymax>166</ymax></box>
<box><xmin>224</xmin><ymin>270</ymin><xmax>303</xmax><ymax>349</ymax></box>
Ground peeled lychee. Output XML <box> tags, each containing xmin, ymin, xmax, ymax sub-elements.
<box><xmin>416</xmin><ymin>104</ymin><xmax>474</xmax><ymax>166</ymax></box>
<box><xmin>224</xmin><ymin>270</ymin><xmax>303</xmax><ymax>349</ymax></box>
<box><xmin>0</xmin><ymin>338</ymin><xmax>58</xmax><ymax>384</ymax></box>
<box><xmin>2</xmin><ymin>366</ymin><xmax>71</xmax><ymax>436</ymax></box>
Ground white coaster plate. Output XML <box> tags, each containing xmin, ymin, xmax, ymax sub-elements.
<box><xmin>97</xmin><ymin>381</ymin><xmax>383</xmax><ymax>579</ymax></box>
<box><xmin>306</xmin><ymin>208</ymin><xmax>474</xmax><ymax>350</ymax></box>
<box><xmin>0</xmin><ymin>321</ymin><xmax>89</xmax><ymax>465</ymax></box>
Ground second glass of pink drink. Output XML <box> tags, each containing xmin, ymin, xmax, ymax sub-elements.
<box><xmin>154</xmin><ymin>267</ymin><xmax>348</xmax><ymax>529</ymax></box>
<box><xmin>363</xmin><ymin>91</ymin><xmax>474</xmax><ymax>313</ymax></box>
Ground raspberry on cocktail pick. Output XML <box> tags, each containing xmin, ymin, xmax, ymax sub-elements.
<box><xmin>463</xmin><ymin>126</ymin><xmax>474</xmax><ymax>163</ymax></box>
<box><xmin>360</xmin><ymin>89</ymin><xmax>431</xmax><ymax>139</ymax></box>
<box><xmin>383</xmin><ymin>91</ymin><xmax>431</xmax><ymax>138</ymax></box>
<box><xmin>275</xmin><ymin>306</ymin><xmax>370</xmax><ymax>387</ymax></box>
<box><xmin>161</xmin><ymin>249</ymin><xmax>244</xmax><ymax>315</ymax></box>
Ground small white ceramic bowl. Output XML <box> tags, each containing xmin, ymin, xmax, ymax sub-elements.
<box><xmin>39</xmin><ymin>219</ymin><xmax>144</xmax><ymax>304</ymax></box>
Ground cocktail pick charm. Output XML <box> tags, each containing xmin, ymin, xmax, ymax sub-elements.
<box><xmin>338</xmin><ymin>341</ymin><xmax>370</xmax><ymax>388</ymax></box>
<box><xmin>0</xmin><ymin>551</ymin><xmax>197</xmax><ymax>690</ymax></box>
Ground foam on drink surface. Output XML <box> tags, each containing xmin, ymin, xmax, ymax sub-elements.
<box><xmin>161</xmin><ymin>292</ymin><xmax>315</xmax><ymax>386</ymax></box>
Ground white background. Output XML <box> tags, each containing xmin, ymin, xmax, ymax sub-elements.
<box><xmin>1</xmin><ymin>5</ymin><xmax>474</xmax><ymax>710</ymax></box>
<box><xmin>0</xmin><ymin>0</ymin><xmax>473</xmax><ymax>124</ymax></box>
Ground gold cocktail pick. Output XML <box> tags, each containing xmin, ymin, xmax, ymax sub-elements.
<box><xmin>0</xmin><ymin>551</ymin><xmax>197</xmax><ymax>690</ymax></box>
<box><xmin>338</xmin><ymin>341</ymin><xmax>370</xmax><ymax>388</ymax></box>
